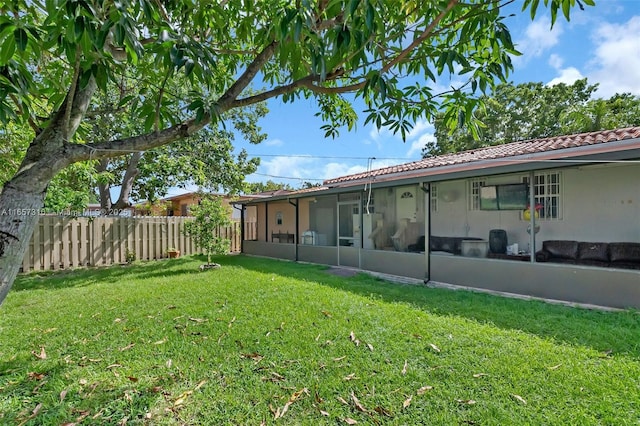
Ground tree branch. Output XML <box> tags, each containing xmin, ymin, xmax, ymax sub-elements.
<box><xmin>216</xmin><ymin>40</ymin><xmax>279</xmax><ymax>109</ymax></box>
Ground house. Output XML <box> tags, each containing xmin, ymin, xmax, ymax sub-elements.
<box><xmin>239</xmin><ymin>127</ymin><xmax>640</xmax><ymax>309</ymax></box>
<box><xmin>135</xmin><ymin>192</ymin><xmax>253</xmax><ymax>220</ymax></box>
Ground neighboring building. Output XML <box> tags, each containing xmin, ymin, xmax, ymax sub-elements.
<box><xmin>239</xmin><ymin>127</ymin><xmax>640</xmax><ymax>309</ymax></box>
<box><xmin>135</xmin><ymin>192</ymin><xmax>248</xmax><ymax>219</ymax></box>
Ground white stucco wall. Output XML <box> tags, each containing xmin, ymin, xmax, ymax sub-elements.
<box><xmin>430</xmin><ymin>163</ymin><xmax>640</xmax><ymax>251</ymax></box>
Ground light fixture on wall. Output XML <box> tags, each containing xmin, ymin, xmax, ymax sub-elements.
<box><xmin>438</xmin><ymin>189</ymin><xmax>459</xmax><ymax>203</ymax></box>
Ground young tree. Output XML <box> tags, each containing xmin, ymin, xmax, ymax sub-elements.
<box><xmin>0</xmin><ymin>0</ymin><xmax>592</xmax><ymax>305</ymax></box>
<box><xmin>183</xmin><ymin>195</ymin><xmax>232</xmax><ymax>268</ymax></box>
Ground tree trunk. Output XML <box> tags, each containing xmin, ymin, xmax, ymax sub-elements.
<box><xmin>96</xmin><ymin>159</ymin><xmax>113</xmax><ymax>211</ymax></box>
<box><xmin>0</xmin><ymin>78</ymin><xmax>97</xmax><ymax>306</ymax></box>
<box><xmin>0</xmin><ymin>168</ymin><xmax>56</xmax><ymax>305</ymax></box>
<box><xmin>113</xmin><ymin>152</ymin><xmax>142</xmax><ymax>210</ymax></box>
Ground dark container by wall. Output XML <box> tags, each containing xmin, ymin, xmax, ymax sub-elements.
<box><xmin>489</xmin><ymin>229</ymin><xmax>508</xmax><ymax>254</ymax></box>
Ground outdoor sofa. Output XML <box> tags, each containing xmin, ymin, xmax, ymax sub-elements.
<box><xmin>535</xmin><ymin>240</ymin><xmax>640</xmax><ymax>270</ymax></box>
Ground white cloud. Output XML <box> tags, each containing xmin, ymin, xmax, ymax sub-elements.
<box><xmin>406</xmin><ymin>133</ymin><xmax>436</xmax><ymax>158</ymax></box>
<box><xmin>548</xmin><ymin>53</ymin><xmax>564</xmax><ymax>69</ymax></box>
<box><xmin>264</xmin><ymin>138</ymin><xmax>284</xmax><ymax>147</ymax></box>
<box><xmin>547</xmin><ymin>67</ymin><xmax>584</xmax><ymax>86</ymax></box>
<box><xmin>322</xmin><ymin>162</ymin><xmax>368</xmax><ymax>180</ymax></box>
<box><xmin>406</xmin><ymin>118</ymin><xmax>433</xmax><ymax>140</ymax></box>
<box><xmin>259</xmin><ymin>155</ymin><xmax>315</xmax><ymax>180</ymax></box>
<box><xmin>513</xmin><ymin>16</ymin><xmax>563</xmax><ymax>66</ymax></box>
<box><xmin>587</xmin><ymin>16</ymin><xmax>640</xmax><ymax>97</ymax></box>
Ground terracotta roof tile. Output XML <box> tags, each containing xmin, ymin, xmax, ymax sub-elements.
<box><xmin>324</xmin><ymin>127</ymin><xmax>640</xmax><ymax>185</ymax></box>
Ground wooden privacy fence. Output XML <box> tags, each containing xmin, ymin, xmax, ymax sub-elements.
<box><xmin>21</xmin><ymin>216</ymin><xmax>256</xmax><ymax>273</ymax></box>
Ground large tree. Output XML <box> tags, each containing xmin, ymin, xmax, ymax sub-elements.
<box><xmin>87</xmin><ymin>76</ymin><xmax>267</xmax><ymax>211</ymax></box>
<box><xmin>0</xmin><ymin>0</ymin><xmax>591</xmax><ymax>305</ymax></box>
<box><xmin>424</xmin><ymin>79</ymin><xmax>640</xmax><ymax>157</ymax></box>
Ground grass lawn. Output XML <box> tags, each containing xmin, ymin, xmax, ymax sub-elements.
<box><xmin>1</xmin><ymin>255</ymin><xmax>639</xmax><ymax>425</ymax></box>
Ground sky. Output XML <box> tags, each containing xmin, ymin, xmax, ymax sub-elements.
<box><xmin>182</xmin><ymin>0</ymin><xmax>640</xmax><ymax>195</ymax></box>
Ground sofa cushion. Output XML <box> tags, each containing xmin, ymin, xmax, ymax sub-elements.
<box><xmin>542</xmin><ymin>240</ymin><xmax>579</xmax><ymax>260</ymax></box>
<box><xmin>608</xmin><ymin>243</ymin><xmax>640</xmax><ymax>263</ymax></box>
<box><xmin>577</xmin><ymin>242</ymin><xmax>609</xmax><ymax>262</ymax></box>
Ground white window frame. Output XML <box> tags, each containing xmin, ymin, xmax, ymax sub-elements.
<box><xmin>522</xmin><ymin>171</ymin><xmax>563</xmax><ymax>220</ymax></box>
<box><xmin>468</xmin><ymin>178</ymin><xmax>487</xmax><ymax>211</ymax></box>
<box><xmin>430</xmin><ymin>183</ymin><xmax>438</xmax><ymax>212</ymax></box>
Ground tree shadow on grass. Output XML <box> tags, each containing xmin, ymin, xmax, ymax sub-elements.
<box><xmin>222</xmin><ymin>255</ymin><xmax>640</xmax><ymax>359</ymax></box>
<box><xmin>12</xmin><ymin>257</ymin><xmax>198</xmax><ymax>292</ymax></box>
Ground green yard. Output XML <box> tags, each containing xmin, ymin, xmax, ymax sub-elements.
<box><xmin>1</xmin><ymin>255</ymin><xmax>639</xmax><ymax>425</ymax></box>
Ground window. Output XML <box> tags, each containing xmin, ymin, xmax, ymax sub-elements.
<box><xmin>400</xmin><ymin>191</ymin><xmax>414</xmax><ymax>199</ymax></box>
<box><xmin>522</xmin><ymin>171</ymin><xmax>562</xmax><ymax>220</ymax></box>
<box><xmin>275</xmin><ymin>211</ymin><xmax>283</xmax><ymax>225</ymax></box>
<box><xmin>468</xmin><ymin>178</ymin><xmax>487</xmax><ymax>210</ymax></box>
<box><xmin>430</xmin><ymin>184</ymin><xmax>438</xmax><ymax>212</ymax></box>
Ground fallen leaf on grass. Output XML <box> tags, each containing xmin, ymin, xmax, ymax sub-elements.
<box><xmin>241</xmin><ymin>352</ymin><xmax>264</xmax><ymax>362</ymax></box>
<box><xmin>319</xmin><ymin>409</ymin><xmax>330</xmax><ymax>417</ymax></box>
<box><xmin>547</xmin><ymin>364</ymin><xmax>562</xmax><ymax>370</ymax></box>
<box><xmin>351</xmin><ymin>392</ymin><xmax>368</xmax><ymax>413</ymax></box>
<box><xmin>17</xmin><ymin>403</ymin><xmax>42</xmax><ymax>426</ymax></box>
<box><xmin>337</xmin><ymin>396</ymin><xmax>349</xmax><ymax>405</ymax></box>
<box><xmin>456</xmin><ymin>399</ymin><xmax>476</xmax><ymax>405</ymax></box>
<box><xmin>349</xmin><ymin>331</ymin><xmax>360</xmax><ymax>346</ymax></box>
<box><xmin>60</xmin><ymin>389</ymin><xmax>68</xmax><ymax>402</ymax></box>
<box><xmin>344</xmin><ymin>418</ymin><xmax>358</xmax><ymax>425</ymax></box>
<box><xmin>417</xmin><ymin>385</ymin><xmax>433</xmax><ymax>395</ymax></box>
<box><xmin>32</xmin><ymin>347</ymin><xmax>46</xmax><ymax>360</ymax></box>
<box><xmin>472</xmin><ymin>373</ymin><xmax>488</xmax><ymax>378</ymax></box>
<box><xmin>154</xmin><ymin>339</ymin><xmax>167</xmax><ymax>345</ymax></box>
<box><xmin>228</xmin><ymin>316</ymin><xmax>236</xmax><ymax>328</ymax></box>
<box><xmin>366</xmin><ymin>343</ymin><xmax>374</xmax><ymax>352</ymax></box>
<box><xmin>106</xmin><ymin>364</ymin><xmax>122</xmax><ymax>369</ymax></box>
<box><xmin>127</xmin><ymin>376</ymin><xmax>138</xmax><ymax>382</ymax></box>
<box><xmin>189</xmin><ymin>317</ymin><xmax>207</xmax><ymax>323</ymax></box>
<box><xmin>428</xmin><ymin>343</ymin><xmax>441</xmax><ymax>353</ymax></box>
<box><xmin>274</xmin><ymin>388</ymin><xmax>309</xmax><ymax>419</ymax></box>
<box><xmin>402</xmin><ymin>396</ymin><xmax>412</xmax><ymax>409</ymax></box>
<box><xmin>321</xmin><ymin>310</ymin><xmax>332</xmax><ymax>317</ymax></box>
<box><xmin>261</xmin><ymin>372</ymin><xmax>286</xmax><ymax>382</ymax></box>
<box><xmin>511</xmin><ymin>394</ymin><xmax>527</xmax><ymax>405</ymax></box>
<box><xmin>374</xmin><ymin>406</ymin><xmax>393</xmax><ymax>417</ymax></box>
<box><xmin>173</xmin><ymin>390</ymin><xmax>193</xmax><ymax>407</ymax></box>
<box><xmin>28</xmin><ymin>372</ymin><xmax>45</xmax><ymax>380</ymax></box>
<box><xmin>343</xmin><ymin>373</ymin><xmax>357</xmax><ymax>381</ymax></box>
<box><xmin>73</xmin><ymin>410</ymin><xmax>90</xmax><ymax>422</ymax></box>
<box><xmin>119</xmin><ymin>343</ymin><xmax>135</xmax><ymax>352</ymax></box>
<box><xmin>401</xmin><ymin>360</ymin><xmax>408</xmax><ymax>375</ymax></box>
<box><xmin>333</xmin><ymin>356</ymin><xmax>346</xmax><ymax>362</ymax></box>
<box><xmin>194</xmin><ymin>379</ymin><xmax>207</xmax><ymax>391</ymax></box>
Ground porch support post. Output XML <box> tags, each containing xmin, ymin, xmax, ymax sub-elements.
<box><xmin>421</xmin><ymin>182</ymin><xmax>431</xmax><ymax>282</ymax></box>
<box><xmin>265</xmin><ymin>201</ymin><xmax>269</xmax><ymax>242</ymax></box>
<box><xmin>529</xmin><ymin>171</ymin><xmax>536</xmax><ymax>262</ymax></box>
<box><xmin>239</xmin><ymin>204</ymin><xmax>245</xmax><ymax>253</ymax></box>
<box><xmin>288</xmin><ymin>198</ymin><xmax>298</xmax><ymax>261</ymax></box>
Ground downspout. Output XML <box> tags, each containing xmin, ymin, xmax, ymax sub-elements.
<box><xmin>420</xmin><ymin>183</ymin><xmax>431</xmax><ymax>284</ymax></box>
<box><xmin>288</xmin><ymin>198</ymin><xmax>298</xmax><ymax>261</ymax></box>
